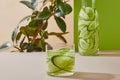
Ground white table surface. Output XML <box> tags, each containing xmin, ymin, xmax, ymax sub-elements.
<box><xmin>0</xmin><ymin>51</ymin><xmax>120</xmax><ymax>80</ymax></box>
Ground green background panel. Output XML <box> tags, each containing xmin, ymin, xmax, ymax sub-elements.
<box><xmin>74</xmin><ymin>0</ymin><xmax>120</xmax><ymax>51</ymax></box>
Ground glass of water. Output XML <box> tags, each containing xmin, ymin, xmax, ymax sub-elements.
<box><xmin>46</xmin><ymin>43</ymin><xmax>75</xmax><ymax>76</ymax></box>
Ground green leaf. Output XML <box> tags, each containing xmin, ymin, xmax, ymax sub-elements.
<box><xmin>29</xmin><ymin>20</ymin><xmax>38</xmax><ymax>28</ymax></box>
<box><xmin>64</xmin><ymin>4</ymin><xmax>72</xmax><ymax>15</ymax></box>
<box><xmin>43</xmin><ymin>31</ymin><xmax>48</xmax><ymax>39</ymax></box>
<box><xmin>20</xmin><ymin>43</ymin><xmax>33</xmax><ymax>51</ymax></box>
<box><xmin>20</xmin><ymin>1</ymin><xmax>35</xmax><ymax>10</ymax></box>
<box><xmin>54</xmin><ymin>16</ymin><xmax>66</xmax><ymax>32</ymax></box>
<box><xmin>20</xmin><ymin>42</ymin><xmax>28</xmax><ymax>50</ymax></box>
<box><xmin>20</xmin><ymin>36</ymin><xmax>26</xmax><ymax>50</ymax></box>
<box><xmin>31</xmin><ymin>0</ymin><xmax>36</xmax><ymax>5</ymax></box>
<box><xmin>29</xmin><ymin>19</ymin><xmax>47</xmax><ymax>30</ymax></box>
<box><xmin>48</xmin><ymin>32</ymin><xmax>68</xmax><ymax>43</ymax></box>
<box><xmin>48</xmin><ymin>32</ymin><xmax>68</xmax><ymax>35</ymax></box>
<box><xmin>39</xmin><ymin>30</ymin><xmax>48</xmax><ymax>39</ymax></box>
<box><xmin>20</xmin><ymin>26</ymin><xmax>35</xmax><ymax>36</ymax></box>
<box><xmin>27</xmin><ymin>43</ymin><xmax>34</xmax><ymax>52</ymax></box>
<box><xmin>40</xmin><ymin>31</ymin><xmax>48</xmax><ymax>39</ymax></box>
<box><xmin>55</xmin><ymin>8</ymin><xmax>64</xmax><ymax>17</ymax></box>
<box><xmin>34</xmin><ymin>39</ymin><xmax>45</xmax><ymax>51</ymax></box>
<box><xmin>16</xmin><ymin>32</ymin><xmax>22</xmax><ymax>41</ymax></box>
<box><xmin>56</xmin><ymin>0</ymin><xmax>72</xmax><ymax>15</ymax></box>
<box><xmin>31</xmin><ymin>11</ymin><xmax>39</xmax><ymax>19</ymax></box>
<box><xmin>38</xmin><ymin>7</ymin><xmax>51</xmax><ymax>20</ymax></box>
<box><xmin>56</xmin><ymin>0</ymin><xmax>66</xmax><ymax>15</ymax></box>
<box><xmin>42</xmin><ymin>21</ymin><xmax>48</xmax><ymax>30</ymax></box>
<box><xmin>31</xmin><ymin>0</ymin><xmax>37</xmax><ymax>9</ymax></box>
<box><xmin>20</xmin><ymin>27</ymin><xmax>27</xmax><ymax>35</ymax></box>
<box><xmin>56</xmin><ymin>35</ymin><xmax>67</xmax><ymax>43</ymax></box>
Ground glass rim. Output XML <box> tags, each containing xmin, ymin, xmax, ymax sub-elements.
<box><xmin>45</xmin><ymin>43</ymin><xmax>75</xmax><ymax>52</ymax></box>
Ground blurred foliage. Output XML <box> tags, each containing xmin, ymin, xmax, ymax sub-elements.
<box><xmin>12</xmin><ymin>0</ymin><xmax>72</xmax><ymax>52</ymax></box>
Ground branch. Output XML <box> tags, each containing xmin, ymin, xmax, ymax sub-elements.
<box><xmin>31</xmin><ymin>20</ymin><xmax>43</xmax><ymax>44</ymax></box>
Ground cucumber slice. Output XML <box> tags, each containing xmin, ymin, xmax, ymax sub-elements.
<box><xmin>80</xmin><ymin>27</ymin><xmax>94</xmax><ymax>39</ymax></box>
<box><xmin>47</xmin><ymin>60</ymin><xmax>60</xmax><ymax>73</ymax></box>
<box><xmin>79</xmin><ymin>8</ymin><xmax>89</xmax><ymax>20</ymax></box>
<box><xmin>79</xmin><ymin>39</ymin><xmax>89</xmax><ymax>50</ymax></box>
<box><xmin>85</xmin><ymin>7</ymin><xmax>95</xmax><ymax>20</ymax></box>
<box><xmin>88</xmin><ymin>21</ymin><xmax>97</xmax><ymax>30</ymax></box>
<box><xmin>78</xmin><ymin>20</ymin><xmax>91</xmax><ymax>30</ymax></box>
<box><xmin>51</xmin><ymin>55</ymin><xmax>74</xmax><ymax>72</ymax></box>
<box><xmin>79</xmin><ymin>7</ymin><xmax>94</xmax><ymax>20</ymax></box>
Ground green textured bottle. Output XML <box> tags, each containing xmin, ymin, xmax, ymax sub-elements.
<box><xmin>78</xmin><ymin>0</ymin><xmax>99</xmax><ymax>56</ymax></box>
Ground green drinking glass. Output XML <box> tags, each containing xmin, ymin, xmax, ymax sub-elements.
<box><xmin>46</xmin><ymin>43</ymin><xmax>75</xmax><ymax>76</ymax></box>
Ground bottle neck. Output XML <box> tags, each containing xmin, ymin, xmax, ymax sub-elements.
<box><xmin>81</xmin><ymin>0</ymin><xmax>95</xmax><ymax>8</ymax></box>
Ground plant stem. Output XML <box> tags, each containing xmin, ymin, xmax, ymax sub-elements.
<box><xmin>31</xmin><ymin>20</ymin><xmax>43</xmax><ymax>44</ymax></box>
<box><xmin>13</xmin><ymin>45</ymin><xmax>23</xmax><ymax>52</ymax></box>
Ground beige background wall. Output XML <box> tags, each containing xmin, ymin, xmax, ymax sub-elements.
<box><xmin>0</xmin><ymin>0</ymin><xmax>73</xmax><ymax>48</ymax></box>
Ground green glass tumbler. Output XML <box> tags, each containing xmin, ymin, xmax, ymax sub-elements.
<box><xmin>46</xmin><ymin>43</ymin><xmax>75</xmax><ymax>76</ymax></box>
